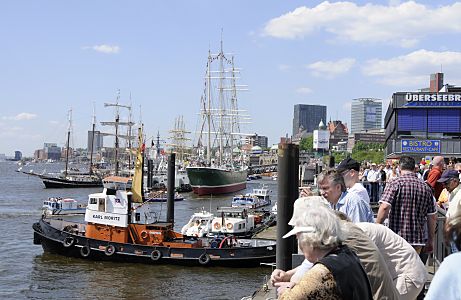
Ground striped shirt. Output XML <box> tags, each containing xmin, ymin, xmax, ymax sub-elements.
<box><xmin>379</xmin><ymin>172</ymin><xmax>436</xmax><ymax>245</ymax></box>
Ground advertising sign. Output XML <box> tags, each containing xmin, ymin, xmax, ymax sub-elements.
<box><xmin>401</xmin><ymin>140</ymin><xmax>440</xmax><ymax>153</ymax></box>
<box><xmin>313</xmin><ymin>130</ymin><xmax>329</xmax><ymax>150</ymax></box>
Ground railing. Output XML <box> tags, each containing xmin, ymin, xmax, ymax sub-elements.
<box><xmin>433</xmin><ymin>208</ymin><xmax>450</xmax><ymax>267</ymax></box>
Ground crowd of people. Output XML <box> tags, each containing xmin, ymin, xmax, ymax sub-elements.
<box><xmin>271</xmin><ymin>155</ymin><xmax>461</xmax><ymax>300</ymax></box>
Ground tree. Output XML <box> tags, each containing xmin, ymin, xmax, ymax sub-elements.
<box><xmin>351</xmin><ymin>141</ymin><xmax>385</xmax><ymax>164</ymax></box>
<box><xmin>300</xmin><ymin>135</ymin><xmax>313</xmax><ymax>152</ymax></box>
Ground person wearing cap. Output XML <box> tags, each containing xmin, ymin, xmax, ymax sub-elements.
<box><xmin>317</xmin><ymin>169</ymin><xmax>374</xmax><ymax>223</ymax></box>
<box><xmin>441</xmin><ymin>169</ymin><xmax>461</xmax><ymax>217</ymax></box>
<box><xmin>377</xmin><ymin>156</ymin><xmax>437</xmax><ymax>255</ymax></box>
<box><xmin>276</xmin><ymin>200</ymin><xmax>372</xmax><ymax>300</ymax></box>
<box><xmin>336</xmin><ymin>157</ymin><xmax>370</xmax><ymax>204</ymax></box>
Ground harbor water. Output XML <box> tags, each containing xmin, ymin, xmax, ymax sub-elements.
<box><xmin>0</xmin><ymin>161</ymin><xmax>276</xmax><ymax>299</ymax></box>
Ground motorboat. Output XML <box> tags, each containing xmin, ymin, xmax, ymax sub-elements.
<box><xmin>42</xmin><ymin>197</ymin><xmax>86</xmax><ymax>216</ymax></box>
<box><xmin>180</xmin><ymin>209</ymin><xmax>214</xmax><ymax>237</ymax></box>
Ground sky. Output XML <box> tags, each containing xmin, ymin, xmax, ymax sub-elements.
<box><xmin>2</xmin><ymin>0</ymin><xmax>461</xmax><ymax>157</ymax></box>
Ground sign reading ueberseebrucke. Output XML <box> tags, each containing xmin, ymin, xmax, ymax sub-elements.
<box><xmin>401</xmin><ymin>140</ymin><xmax>440</xmax><ymax>153</ymax></box>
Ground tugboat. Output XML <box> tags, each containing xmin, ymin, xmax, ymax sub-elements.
<box><xmin>32</xmin><ymin>127</ymin><xmax>276</xmax><ymax>267</ymax></box>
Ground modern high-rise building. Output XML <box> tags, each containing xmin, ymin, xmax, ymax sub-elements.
<box><xmin>87</xmin><ymin>130</ymin><xmax>103</xmax><ymax>153</ymax></box>
<box><xmin>292</xmin><ymin>104</ymin><xmax>327</xmax><ymax>136</ymax></box>
<box><xmin>350</xmin><ymin>98</ymin><xmax>382</xmax><ymax>134</ymax></box>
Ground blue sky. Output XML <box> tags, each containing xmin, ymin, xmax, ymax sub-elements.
<box><xmin>2</xmin><ymin>0</ymin><xmax>461</xmax><ymax>156</ymax></box>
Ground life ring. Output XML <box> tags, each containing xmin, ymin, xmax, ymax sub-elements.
<box><xmin>150</xmin><ymin>249</ymin><xmax>162</xmax><ymax>261</ymax></box>
<box><xmin>80</xmin><ymin>245</ymin><xmax>91</xmax><ymax>258</ymax></box>
<box><xmin>140</xmin><ymin>230</ymin><xmax>148</xmax><ymax>239</ymax></box>
<box><xmin>198</xmin><ymin>253</ymin><xmax>211</xmax><ymax>265</ymax></box>
<box><xmin>105</xmin><ymin>244</ymin><xmax>116</xmax><ymax>256</ymax></box>
<box><xmin>63</xmin><ymin>236</ymin><xmax>75</xmax><ymax>248</ymax></box>
<box><xmin>213</xmin><ymin>223</ymin><xmax>221</xmax><ymax>230</ymax></box>
<box><xmin>226</xmin><ymin>223</ymin><xmax>233</xmax><ymax>230</ymax></box>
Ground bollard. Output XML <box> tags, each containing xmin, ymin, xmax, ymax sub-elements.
<box><xmin>167</xmin><ymin>153</ymin><xmax>176</xmax><ymax>223</ymax></box>
<box><xmin>276</xmin><ymin>142</ymin><xmax>299</xmax><ymax>271</ymax></box>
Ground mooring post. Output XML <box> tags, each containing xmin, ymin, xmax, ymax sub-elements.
<box><xmin>167</xmin><ymin>153</ymin><xmax>176</xmax><ymax>223</ymax></box>
<box><xmin>276</xmin><ymin>141</ymin><xmax>299</xmax><ymax>271</ymax></box>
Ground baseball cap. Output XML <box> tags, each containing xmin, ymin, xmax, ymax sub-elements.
<box><xmin>336</xmin><ymin>158</ymin><xmax>360</xmax><ymax>173</ymax></box>
<box><xmin>437</xmin><ymin>170</ymin><xmax>459</xmax><ymax>183</ymax></box>
<box><xmin>282</xmin><ymin>226</ymin><xmax>316</xmax><ymax>238</ymax></box>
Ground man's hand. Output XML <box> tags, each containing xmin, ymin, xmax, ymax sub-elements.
<box><xmin>274</xmin><ymin>281</ymin><xmax>296</xmax><ymax>296</ymax></box>
<box><xmin>299</xmin><ymin>187</ymin><xmax>313</xmax><ymax>198</ymax></box>
<box><xmin>270</xmin><ymin>269</ymin><xmax>289</xmax><ymax>286</ymax></box>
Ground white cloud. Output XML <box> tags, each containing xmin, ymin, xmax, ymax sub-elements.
<box><xmin>296</xmin><ymin>87</ymin><xmax>313</xmax><ymax>95</ymax></box>
<box><xmin>363</xmin><ymin>49</ymin><xmax>461</xmax><ymax>86</ymax></box>
<box><xmin>2</xmin><ymin>112</ymin><xmax>37</xmax><ymax>121</ymax></box>
<box><xmin>278</xmin><ymin>64</ymin><xmax>292</xmax><ymax>72</ymax></box>
<box><xmin>83</xmin><ymin>44</ymin><xmax>120</xmax><ymax>54</ymax></box>
<box><xmin>307</xmin><ymin>58</ymin><xmax>355</xmax><ymax>79</ymax></box>
<box><xmin>263</xmin><ymin>1</ymin><xmax>461</xmax><ymax>47</ymax></box>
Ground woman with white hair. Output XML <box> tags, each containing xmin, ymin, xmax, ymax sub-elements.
<box><xmin>277</xmin><ymin>202</ymin><xmax>372</xmax><ymax>300</ymax></box>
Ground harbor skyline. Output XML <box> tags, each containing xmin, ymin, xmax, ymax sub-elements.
<box><xmin>3</xmin><ymin>0</ymin><xmax>461</xmax><ymax>156</ymax></box>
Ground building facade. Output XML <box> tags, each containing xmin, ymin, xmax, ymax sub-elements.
<box><xmin>384</xmin><ymin>92</ymin><xmax>461</xmax><ymax>159</ymax></box>
<box><xmin>87</xmin><ymin>130</ymin><xmax>103</xmax><ymax>153</ymax></box>
<box><xmin>328</xmin><ymin>120</ymin><xmax>349</xmax><ymax>150</ymax></box>
<box><xmin>44</xmin><ymin>143</ymin><xmax>61</xmax><ymax>160</ymax></box>
<box><xmin>293</xmin><ymin>104</ymin><xmax>327</xmax><ymax>136</ymax></box>
<box><xmin>350</xmin><ymin>98</ymin><xmax>382</xmax><ymax>134</ymax></box>
<box><xmin>243</xmin><ymin>134</ymin><xmax>268</xmax><ymax>149</ymax></box>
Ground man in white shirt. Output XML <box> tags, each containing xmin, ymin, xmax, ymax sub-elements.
<box><xmin>337</xmin><ymin>158</ymin><xmax>370</xmax><ymax>204</ymax></box>
<box><xmin>367</xmin><ymin>163</ymin><xmax>380</xmax><ymax>202</ymax></box>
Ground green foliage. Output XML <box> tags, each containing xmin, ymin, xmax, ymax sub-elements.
<box><xmin>351</xmin><ymin>141</ymin><xmax>385</xmax><ymax>164</ymax></box>
<box><xmin>299</xmin><ymin>136</ymin><xmax>313</xmax><ymax>152</ymax></box>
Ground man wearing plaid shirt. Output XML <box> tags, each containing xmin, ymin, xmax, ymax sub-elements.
<box><xmin>376</xmin><ymin>156</ymin><xmax>437</xmax><ymax>254</ymax></box>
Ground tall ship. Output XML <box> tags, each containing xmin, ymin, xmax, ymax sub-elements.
<box><xmin>186</xmin><ymin>41</ymin><xmax>249</xmax><ymax>196</ymax></box>
<box><xmin>40</xmin><ymin>108</ymin><xmax>102</xmax><ymax>188</ymax></box>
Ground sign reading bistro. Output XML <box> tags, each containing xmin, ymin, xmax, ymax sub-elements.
<box><xmin>401</xmin><ymin>140</ymin><xmax>440</xmax><ymax>153</ymax></box>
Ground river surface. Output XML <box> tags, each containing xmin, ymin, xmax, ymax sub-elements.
<box><xmin>0</xmin><ymin>161</ymin><xmax>277</xmax><ymax>299</ymax></box>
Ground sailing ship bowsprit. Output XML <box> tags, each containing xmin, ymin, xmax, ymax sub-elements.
<box><xmin>186</xmin><ymin>41</ymin><xmax>250</xmax><ymax>196</ymax></box>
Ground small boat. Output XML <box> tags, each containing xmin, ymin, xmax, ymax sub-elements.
<box><xmin>247</xmin><ymin>174</ymin><xmax>262</xmax><ymax>181</ymax></box>
<box><xmin>231</xmin><ymin>186</ymin><xmax>271</xmax><ymax>209</ymax></box>
<box><xmin>180</xmin><ymin>209</ymin><xmax>214</xmax><ymax>237</ymax></box>
<box><xmin>144</xmin><ymin>191</ymin><xmax>185</xmax><ymax>202</ymax></box>
<box><xmin>42</xmin><ymin>197</ymin><xmax>86</xmax><ymax>216</ymax></box>
<box><xmin>210</xmin><ymin>207</ymin><xmax>275</xmax><ymax>238</ymax></box>
<box><xmin>32</xmin><ymin>127</ymin><xmax>275</xmax><ymax>267</ymax></box>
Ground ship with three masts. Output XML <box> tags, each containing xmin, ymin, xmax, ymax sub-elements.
<box><xmin>186</xmin><ymin>41</ymin><xmax>249</xmax><ymax>196</ymax></box>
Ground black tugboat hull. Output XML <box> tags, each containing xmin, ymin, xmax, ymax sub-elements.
<box><xmin>33</xmin><ymin>219</ymin><xmax>276</xmax><ymax>267</ymax></box>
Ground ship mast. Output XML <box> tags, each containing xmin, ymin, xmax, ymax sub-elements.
<box><xmin>64</xmin><ymin>108</ymin><xmax>72</xmax><ymax>177</ymax></box>
<box><xmin>101</xmin><ymin>90</ymin><xmax>134</xmax><ymax>176</ymax></box>
<box><xmin>89</xmin><ymin>103</ymin><xmax>96</xmax><ymax>175</ymax></box>
<box><xmin>207</xmin><ymin>50</ymin><xmax>212</xmax><ymax>165</ymax></box>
